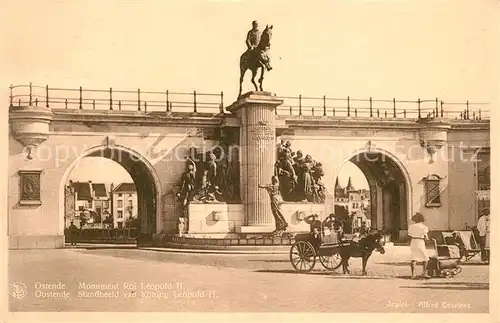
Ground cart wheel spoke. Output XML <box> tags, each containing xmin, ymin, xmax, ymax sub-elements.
<box><xmin>319</xmin><ymin>253</ymin><xmax>342</xmax><ymax>270</ymax></box>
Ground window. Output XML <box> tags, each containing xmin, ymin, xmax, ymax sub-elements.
<box><xmin>118</xmin><ymin>193</ymin><xmax>123</xmax><ymax>197</ymax></box>
<box><xmin>129</xmin><ymin>194</ymin><xmax>133</xmax><ymax>197</ymax></box>
<box><xmin>117</xmin><ymin>222</ymin><xmax>123</xmax><ymax>229</ymax></box>
<box><xmin>423</xmin><ymin>174</ymin><xmax>443</xmax><ymax>207</ymax></box>
<box><xmin>104</xmin><ymin>201</ymin><xmax>109</xmax><ymax>208</ymax></box>
<box><xmin>118</xmin><ymin>210</ymin><xmax>123</xmax><ymax>218</ymax></box>
<box><xmin>128</xmin><ymin>200</ymin><xmax>133</xmax><ymax>207</ymax></box>
<box><xmin>78</xmin><ymin>206</ymin><xmax>84</xmax><ymax>211</ymax></box>
<box><xmin>117</xmin><ymin>200</ymin><xmax>123</xmax><ymax>208</ymax></box>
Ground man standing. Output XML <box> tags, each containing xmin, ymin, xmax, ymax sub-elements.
<box><xmin>68</xmin><ymin>221</ymin><xmax>78</xmax><ymax>246</ymax></box>
<box><xmin>477</xmin><ymin>209</ymin><xmax>490</xmax><ymax>263</ymax></box>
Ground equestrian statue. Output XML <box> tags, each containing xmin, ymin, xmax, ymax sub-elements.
<box><xmin>238</xmin><ymin>20</ymin><xmax>273</xmax><ymax>98</ymax></box>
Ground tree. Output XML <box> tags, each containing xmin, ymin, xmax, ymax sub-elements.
<box><xmin>79</xmin><ymin>212</ymin><xmax>87</xmax><ymax>228</ymax></box>
<box><xmin>103</xmin><ymin>215</ymin><xmax>113</xmax><ymax>225</ymax></box>
<box><xmin>91</xmin><ymin>211</ymin><xmax>101</xmax><ymax>224</ymax></box>
<box><xmin>125</xmin><ymin>216</ymin><xmax>139</xmax><ymax>228</ymax></box>
<box><xmin>334</xmin><ymin>205</ymin><xmax>353</xmax><ymax>234</ymax></box>
<box><xmin>334</xmin><ymin>205</ymin><xmax>349</xmax><ymax>221</ymax></box>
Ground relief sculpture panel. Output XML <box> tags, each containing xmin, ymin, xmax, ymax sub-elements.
<box><xmin>19</xmin><ymin>170</ymin><xmax>42</xmax><ymax>205</ymax></box>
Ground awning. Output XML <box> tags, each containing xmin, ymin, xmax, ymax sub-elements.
<box><xmin>476</xmin><ymin>190</ymin><xmax>490</xmax><ymax>201</ymax></box>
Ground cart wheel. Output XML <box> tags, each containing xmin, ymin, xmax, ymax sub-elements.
<box><xmin>290</xmin><ymin>241</ymin><xmax>317</xmax><ymax>273</ymax></box>
<box><xmin>441</xmin><ymin>269</ymin><xmax>452</xmax><ymax>278</ymax></box>
<box><xmin>451</xmin><ymin>267</ymin><xmax>462</xmax><ymax>276</ymax></box>
<box><xmin>319</xmin><ymin>253</ymin><xmax>342</xmax><ymax>270</ymax></box>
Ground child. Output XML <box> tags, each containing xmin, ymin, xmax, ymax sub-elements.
<box><xmin>408</xmin><ymin>212</ymin><xmax>431</xmax><ymax>279</ymax></box>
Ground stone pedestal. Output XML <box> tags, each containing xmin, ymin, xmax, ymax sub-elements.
<box><xmin>227</xmin><ymin>92</ymin><xmax>283</xmax><ymax>231</ymax></box>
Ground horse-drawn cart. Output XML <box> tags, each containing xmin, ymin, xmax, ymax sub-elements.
<box><xmin>290</xmin><ymin>229</ymin><xmax>386</xmax><ymax>275</ymax></box>
<box><xmin>289</xmin><ymin>232</ymin><xmax>350</xmax><ymax>273</ymax></box>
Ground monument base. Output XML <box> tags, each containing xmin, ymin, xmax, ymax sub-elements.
<box><xmin>237</xmin><ymin>226</ymin><xmax>275</xmax><ymax>233</ymax></box>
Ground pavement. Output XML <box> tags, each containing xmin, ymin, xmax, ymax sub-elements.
<box><xmin>8</xmin><ymin>244</ymin><xmax>489</xmax><ymax>313</ymax></box>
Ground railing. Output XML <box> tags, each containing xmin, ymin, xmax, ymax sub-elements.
<box><xmin>275</xmin><ymin>95</ymin><xmax>490</xmax><ymax>120</ymax></box>
<box><xmin>9</xmin><ymin>83</ymin><xmax>225</xmax><ymax>114</ymax></box>
<box><xmin>9</xmin><ymin>84</ymin><xmax>490</xmax><ymax>120</ymax></box>
<box><xmin>65</xmin><ymin>227</ymin><xmax>138</xmax><ymax>242</ymax></box>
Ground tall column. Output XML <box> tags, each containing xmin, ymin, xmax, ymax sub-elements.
<box><xmin>227</xmin><ymin>92</ymin><xmax>283</xmax><ymax>232</ymax></box>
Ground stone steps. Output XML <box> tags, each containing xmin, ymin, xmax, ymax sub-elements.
<box><xmin>156</xmin><ymin>234</ymin><xmax>296</xmax><ymax>247</ymax></box>
<box><xmin>150</xmin><ymin>233</ymin><xmax>406</xmax><ymax>249</ymax></box>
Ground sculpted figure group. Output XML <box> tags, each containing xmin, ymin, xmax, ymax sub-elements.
<box><xmin>177</xmin><ymin>147</ymin><xmax>239</xmax><ymax>217</ymax></box>
<box><xmin>275</xmin><ymin>140</ymin><xmax>326</xmax><ymax>203</ymax></box>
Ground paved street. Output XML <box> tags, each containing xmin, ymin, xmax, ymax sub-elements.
<box><xmin>9</xmin><ymin>245</ymin><xmax>489</xmax><ymax>313</ymax></box>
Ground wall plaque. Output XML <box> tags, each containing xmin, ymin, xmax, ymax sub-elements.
<box><xmin>251</xmin><ymin>125</ymin><xmax>274</xmax><ymax>141</ymax></box>
<box><xmin>19</xmin><ymin>170</ymin><xmax>42</xmax><ymax>205</ymax></box>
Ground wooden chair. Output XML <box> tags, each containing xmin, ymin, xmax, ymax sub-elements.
<box><xmin>454</xmin><ymin>230</ymin><xmax>482</xmax><ymax>261</ymax></box>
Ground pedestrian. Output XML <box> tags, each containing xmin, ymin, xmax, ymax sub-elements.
<box><xmin>408</xmin><ymin>212</ymin><xmax>431</xmax><ymax>279</ymax></box>
<box><xmin>68</xmin><ymin>221</ymin><xmax>78</xmax><ymax>246</ymax></box>
<box><xmin>477</xmin><ymin>209</ymin><xmax>490</xmax><ymax>263</ymax></box>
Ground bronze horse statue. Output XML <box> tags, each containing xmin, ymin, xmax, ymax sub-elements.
<box><xmin>238</xmin><ymin>25</ymin><xmax>273</xmax><ymax>97</ymax></box>
<box><xmin>338</xmin><ymin>231</ymin><xmax>386</xmax><ymax>276</ymax></box>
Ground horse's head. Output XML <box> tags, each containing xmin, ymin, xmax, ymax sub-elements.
<box><xmin>370</xmin><ymin>231</ymin><xmax>386</xmax><ymax>254</ymax></box>
<box><xmin>260</xmin><ymin>24</ymin><xmax>273</xmax><ymax>48</ymax></box>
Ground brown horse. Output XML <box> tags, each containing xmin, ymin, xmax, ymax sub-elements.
<box><xmin>238</xmin><ymin>25</ymin><xmax>273</xmax><ymax>97</ymax></box>
<box><xmin>338</xmin><ymin>231</ymin><xmax>386</xmax><ymax>276</ymax></box>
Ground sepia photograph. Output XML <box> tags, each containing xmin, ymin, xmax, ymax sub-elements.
<box><xmin>2</xmin><ymin>0</ymin><xmax>497</xmax><ymax>321</ymax></box>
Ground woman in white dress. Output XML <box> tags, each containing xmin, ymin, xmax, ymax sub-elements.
<box><xmin>408</xmin><ymin>212</ymin><xmax>431</xmax><ymax>279</ymax></box>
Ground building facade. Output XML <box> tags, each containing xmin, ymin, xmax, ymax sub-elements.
<box><xmin>334</xmin><ymin>177</ymin><xmax>371</xmax><ymax>229</ymax></box>
<box><xmin>111</xmin><ymin>183</ymin><xmax>138</xmax><ymax>229</ymax></box>
<box><xmin>64</xmin><ymin>181</ymin><xmax>111</xmax><ymax>228</ymax></box>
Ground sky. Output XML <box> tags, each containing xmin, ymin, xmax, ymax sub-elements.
<box><xmin>2</xmin><ymin>0</ymin><xmax>497</xmax><ymax>190</ymax></box>
<box><xmin>2</xmin><ymin>0</ymin><xmax>496</xmax><ymax>102</ymax></box>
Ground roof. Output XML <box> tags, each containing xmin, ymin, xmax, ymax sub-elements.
<box><xmin>71</xmin><ymin>182</ymin><xmax>92</xmax><ymax>200</ymax></box>
<box><xmin>92</xmin><ymin>183</ymin><xmax>108</xmax><ymax>198</ymax></box>
<box><xmin>113</xmin><ymin>182</ymin><xmax>136</xmax><ymax>193</ymax></box>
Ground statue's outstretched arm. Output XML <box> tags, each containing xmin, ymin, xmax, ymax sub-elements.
<box><xmin>186</xmin><ymin>157</ymin><xmax>196</xmax><ymax>173</ymax></box>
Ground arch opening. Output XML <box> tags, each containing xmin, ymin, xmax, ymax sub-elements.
<box><xmin>60</xmin><ymin>145</ymin><xmax>160</xmax><ymax>245</ymax></box>
<box><xmin>335</xmin><ymin>149</ymin><xmax>411</xmax><ymax>241</ymax></box>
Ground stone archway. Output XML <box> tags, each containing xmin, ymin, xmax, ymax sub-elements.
<box><xmin>59</xmin><ymin>145</ymin><xmax>162</xmax><ymax>244</ymax></box>
<box><xmin>335</xmin><ymin>148</ymin><xmax>412</xmax><ymax>241</ymax></box>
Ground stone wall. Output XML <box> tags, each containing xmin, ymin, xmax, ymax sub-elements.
<box><xmin>280</xmin><ymin>125</ymin><xmax>488</xmax><ymax>232</ymax></box>
<box><xmin>8</xmin><ymin>121</ymin><xmax>220</xmax><ymax>249</ymax></box>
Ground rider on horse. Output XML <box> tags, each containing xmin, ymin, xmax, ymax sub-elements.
<box><xmin>246</xmin><ymin>21</ymin><xmax>261</xmax><ymax>51</ymax></box>
<box><xmin>245</xmin><ymin>21</ymin><xmax>272</xmax><ymax>71</ymax></box>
